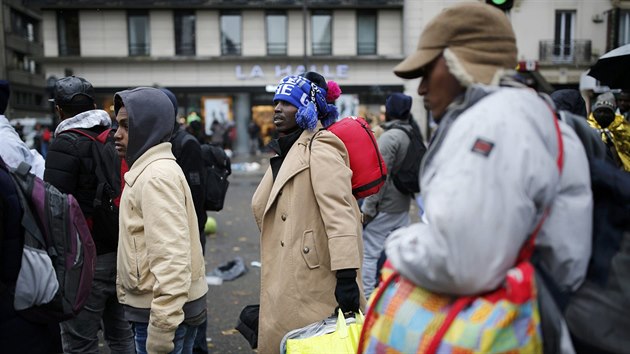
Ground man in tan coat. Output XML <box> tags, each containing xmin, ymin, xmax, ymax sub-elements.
<box><xmin>252</xmin><ymin>72</ymin><xmax>366</xmax><ymax>353</ymax></box>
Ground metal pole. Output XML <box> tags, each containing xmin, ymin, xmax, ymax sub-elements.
<box><xmin>302</xmin><ymin>0</ymin><xmax>308</xmax><ymax>69</ymax></box>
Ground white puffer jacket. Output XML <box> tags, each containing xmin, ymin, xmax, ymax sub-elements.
<box><xmin>386</xmin><ymin>86</ymin><xmax>592</xmax><ymax>296</ymax></box>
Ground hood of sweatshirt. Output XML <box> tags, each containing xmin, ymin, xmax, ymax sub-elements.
<box><xmin>54</xmin><ymin>109</ymin><xmax>111</xmax><ymax>137</ymax></box>
<box><xmin>114</xmin><ymin>87</ymin><xmax>174</xmax><ymax>167</ymax></box>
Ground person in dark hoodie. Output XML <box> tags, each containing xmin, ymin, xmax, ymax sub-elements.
<box><xmin>113</xmin><ymin>87</ymin><xmax>208</xmax><ymax>354</ymax></box>
<box><xmin>159</xmin><ymin>87</ymin><xmax>209</xmax><ymax>354</ymax></box>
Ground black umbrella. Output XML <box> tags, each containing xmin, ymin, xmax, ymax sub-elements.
<box><xmin>588</xmin><ymin>44</ymin><xmax>630</xmax><ymax>89</ymax></box>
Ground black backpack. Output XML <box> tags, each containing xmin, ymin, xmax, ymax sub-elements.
<box><xmin>172</xmin><ymin>129</ymin><xmax>231</xmax><ymax>211</ymax></box>
<box><xmin>201</xmin><ymin>143</ymin><xmax>231</xmax><ymax>211</ymax></box>
<box><xmin>60</xmin><ymin>128</ymin><xmax>121</xmax><ymax>249</ymax></box>
<box><xmin>390</xmin><ymin>122</ymin><xmax>427</xmax><ymax>195</ymax></box>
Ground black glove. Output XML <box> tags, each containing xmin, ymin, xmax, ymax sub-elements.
<box><xmin>335</xmin><ymin>269</ymin><xmax>360</xmax><ymax>313</ymax></box>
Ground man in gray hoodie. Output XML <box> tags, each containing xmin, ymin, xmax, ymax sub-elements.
<box><xmin>360</xmin><ymin>92</ymin><xmax>426</xmax><ymax>298</ymax></box>
<box><xmin>114</xmin><ymin>87</ymin><xmax>208</xmax><ymax>354</ymax></box>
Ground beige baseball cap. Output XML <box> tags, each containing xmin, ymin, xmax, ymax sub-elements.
<box><xmin>394</xmin><ymin>2</ymin><xmax>518</xmax><ymax>85</ymax></box>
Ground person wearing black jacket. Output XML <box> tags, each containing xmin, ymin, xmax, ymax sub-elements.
<box><xmin>44</xmin><ymin>76</ymin><xmax>134</xmax><ymax>354</ymax></box>
<box><xmin>0</xmin><ymin>157</ymin><xmax>60</xmax><ymax>353</ymax></box>
<box><xmin>159</xmin><ymin>88</ymin><xmax>209</xmax><ymax>354</ymax></box>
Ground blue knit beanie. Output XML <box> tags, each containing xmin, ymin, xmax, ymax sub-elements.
<box><xmin>273</xmin><ymin>75</ymin><xmax>338</xmax><ymax>131</ymax></box>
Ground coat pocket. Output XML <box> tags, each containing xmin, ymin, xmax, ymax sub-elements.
<box><xmin>301</xmin><ymin>230</ymin><xmax>320</xmax><ymax>269</ymax></box>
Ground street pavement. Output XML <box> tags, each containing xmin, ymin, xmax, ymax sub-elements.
<box><xmin>203</xmin><ymin>153</ymin><xmax>270</xmax><ymax>353</ymax></box>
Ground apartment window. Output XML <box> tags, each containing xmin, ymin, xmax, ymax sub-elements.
<box><xmin>11</xmin><ymin>9</ymin><xmax>37</xmax><ymax>42</ymax></box>
<box><xmin>554</xmin><ymin>10</ymin><xmax>575</xmax><ymax>59</ymax></box>
<box><xmin>13</xmin><ymin>90</ymin><xmax>43</xmax><ymax>108</ymax></box>
<box><xmin>266</xmin><ymin>11</ymin><xmax>287</xmax><ymax>55</ymax></box>
<box><xmin>221</xmin><ymin>11</ymin><xmax>242</xmax><ymax>55</ymax></box>
<box><xmin>357</xmin><ymin>11</ymin><xmax>377</xmax><ymax>55</ymax></box>
<box><xmin>10</xmin><ymin>51</ymin><xmax>38</xmax><ymax>74</ymax></box>
<box><xmin>174</xmin><ymin>10</ymin><xmax>196</xmax><ymax>56</ymax></box>
<box><xmin>128</xmin><ymin>11</ymin><xmax>150</xmax><ymax>56</ymax></box>
<box><xmin>620</xmin><ymin>10</ymin><xmax>630</xmax><ymax>46</ymax></box>
<box><xmin>312</xmin><ymin>11</ymin><xmax>332</xmax><ymax>55</ymax></box>
<box><xmin>57</xmin><ymin>10</ymin><xmax>80</xmax><ymax>56</ymax></box>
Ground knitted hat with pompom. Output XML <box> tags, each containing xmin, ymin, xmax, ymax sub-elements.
<box><xmin>273</xmin><ymin>72</ymin><xmax>341</xmax><ymax>131</ymax></box>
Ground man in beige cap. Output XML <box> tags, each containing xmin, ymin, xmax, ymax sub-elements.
<box><xmin>383</xmin><ymin>2</ymin><xmax>592</xmax><ymax>353</ymax></box>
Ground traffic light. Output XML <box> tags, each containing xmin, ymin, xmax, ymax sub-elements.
<box><xmin>485</xmin><ymin>0</ymin><xmax>514</xmax><ymax>11</ymax></box>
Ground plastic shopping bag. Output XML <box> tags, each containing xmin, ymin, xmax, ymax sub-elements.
<box><xmin>281</xmin><ymin>310</ymin><xmax>364</xmax><ymax>354</ymax></box>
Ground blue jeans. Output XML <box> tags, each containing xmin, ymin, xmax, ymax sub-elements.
<box><xmin>133</xmin><ymin>322</ymin><xmax>198</xmax><ymax>354</ymax></box>
<box><xmin>192</xmin><ymin>319</ymin><xmax>208</xmax><ymax>353</ymax></box>
<box><xmin>59</xmin><ymin>253</ymin><xmax>135</xmax><ymax>354</ymax></box>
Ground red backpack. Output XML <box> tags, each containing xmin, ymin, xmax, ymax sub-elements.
<box><xmin>311</xmin><ymin>116</ymin><xmax>387</xmax><ymax>199</ymax></box>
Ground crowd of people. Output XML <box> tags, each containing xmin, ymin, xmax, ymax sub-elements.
<box><xmin>1</xmin><ymin>2</ymin><xmax>630</xmax><ymax>354</ymax></box>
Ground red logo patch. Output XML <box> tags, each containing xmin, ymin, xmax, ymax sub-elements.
<box><xmin>471</xmin><ymin>138</ymin><xmax>495</xmax><ymax>157</ymax></box>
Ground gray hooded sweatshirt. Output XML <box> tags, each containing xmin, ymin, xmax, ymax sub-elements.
<box><xmin>114</xmin><ymin>87</ymin><xmax>174</xmax><ymax>167</ymax></box>
<box><xmin>113</xmin><ymin>87</ymin><xmax>207</xmax><ymax>339</ymax></box>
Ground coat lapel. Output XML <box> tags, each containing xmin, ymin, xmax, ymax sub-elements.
<box><xmin>263</xmin><ymin>131</ymin><xmax>314</xmax><ymax>215</ymax></box>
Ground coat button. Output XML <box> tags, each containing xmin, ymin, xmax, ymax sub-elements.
<box><xmin>281</xmin><ymin>214</ymin><xmax>287</xmax><ymax>221</ymax></box>
<box><xmin>278</xmin><ymin>189</ymin><xmax>283</xmax><ymax>196</ymax></box>
<box><xmin>303</xmin><ymin>247</ymin><xmax>310</xmax><ymax>254</ymax></box>
<box><xmin>280</xmin><ymin>241</ymin><xmax>285</xmax><ymax>247</ymax></box>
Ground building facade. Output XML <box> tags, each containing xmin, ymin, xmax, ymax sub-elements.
<box><xmin>1</xmin><ymin>0</ymin><xmax>48</xmax><ymax>120</ymax></box>
<box><xmin>34</xmin><ymin>0</ymin><xmax>405</xmax><ymax>153</ymax></box>
<box><xmin>30</xmin><ymin>0</ymin><xmax>630</xmax><ymax>151</ymax></box>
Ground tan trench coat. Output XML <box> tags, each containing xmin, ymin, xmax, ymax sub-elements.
<box><xmin>251</xmin><ymin>127</ymin><xmax>366</xmax><ymax>354</ymax></box>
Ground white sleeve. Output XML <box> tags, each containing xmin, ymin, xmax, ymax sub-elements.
<box><xmin>386</xmin><ymin>90</ymin><xmax>561</xmax><ymax>295</ymax></box>
<box><xmin>0</xmin><ymin>128</ymin><xmax>46</xmax><ymax>179</ymax></box>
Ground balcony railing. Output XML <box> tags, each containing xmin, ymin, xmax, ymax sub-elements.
<box><xmin>176</xmin><ymin>43</ymin><xmax>196</xmax><ymax>56</ymax></box>
<box><xmin>539</xmin><ymin>39</ymin><xmax>592</xmax><ymax>65</ymax></box>
<box><xmin>267</xmin><ymin>42</ymin><xmax>287</xmax><ymax>56</ymax></box>
<box><xmin>221</xmin><ymin>42</ymin><xmax>242</xmax><ymax>56</ymax></box>
<box><xmin>312</xmin><ymin>42</ymin><xmax>332</xmax><ymax>56</ymax></box>
<box><xmin>129</xmin><ymin>43</ymin><xmax>150</xmax><ymax>56</ymax></box>
<box><xmin>358</xmin><ymin>42</ymin><xmax>376</xmax><ymax>55</ymax></box>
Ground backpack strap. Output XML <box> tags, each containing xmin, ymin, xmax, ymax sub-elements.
<box><xmin>390</xmin><ymin>123</ymin><xmax>414</xmax><ymax>173</ymax></box>
<box><xmin>172</xmin><ymin>128</ymin><xmax>197</xmax><ymax>160</ymax></box>
<box><xmin>9</xmin><ymin>162</ymin><xmax>48</xmax><ymax>249</ymax></box>
<box><xmin>60</xmin><ymin>128</ymin><xmax>116</xmax><ymax>209</ymax></box>
<box><xmin>62</xmin><ymin>128</ymin><xmax>98</xmax><ymax>142</ymax></box>
<box><xmin>307</xmin><ymin>128</ymin><xmax>326</xmax><ymax>151</ymax></box>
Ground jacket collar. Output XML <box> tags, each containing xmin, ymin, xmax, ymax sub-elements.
<box><xmin>124</xmin><ymin>142</ymin><xmax>175</xmax><ymax>187</ymax></box>
<box><xmin>422</xmin><ymin>85</ymin><xmax>495</xmax><ymax>172</ymax></box>
<box><xmin>264</xmin><ymin>126</ymin><xmax>318</xmax><ymax>214</ymax></box>
<box><xmin>382</xmin><ymin>119</ymin><xmax>411</xmax><ymax>131</ymax></box>
<box><xmin>54</xmin><ymin>109</ymin><xmax>111</xmax><ymax>137</ymax></box>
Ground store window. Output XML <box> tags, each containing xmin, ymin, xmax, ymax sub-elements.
<box><xmin>174</xmin><ymin>10</ymin><xmax>196</xmax><ymax>55</ymax></box>
<box><xmin>221</xmin><ymin>11</ymin><xmax>242</xmax><ymax>55</ymax></box>
<box><xmin>357</xmin><ymin>11</ymin><xmax>377</xmax><ymax>55</ymax></box>
<box><xmin>312</xmin><ymin>11</ymin><xmax>332</xmax><ymax>55</ymax></box>
<box><xmin>57</xmin><ymin>10</ymin><xmax>80</xmax><ymax>56</ymax></box>
<box><xmin>266</xmin><ymin>11</ymin><xmax>287</xmax><ymax>55</ymax></box>
<box><xmin>128</xmin><ymin>11</ymin><xmax>150</xmax><ymax>56</ymax></box>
